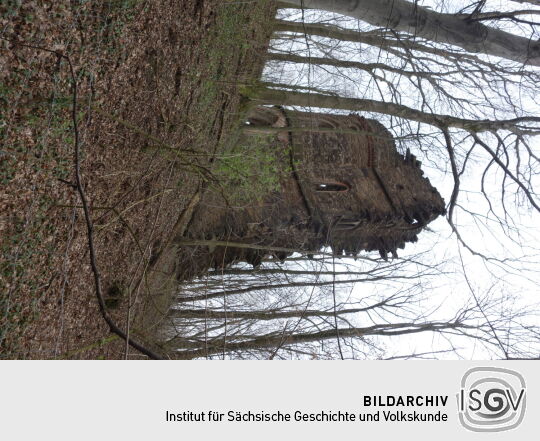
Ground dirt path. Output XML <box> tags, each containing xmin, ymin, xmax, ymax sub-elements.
<box><xmin>0</xmin><ymin>0</ymin><xmax>276</xmax><ymax>359</ymax></box>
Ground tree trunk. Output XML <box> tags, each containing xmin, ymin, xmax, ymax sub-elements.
<box><xmin>268</xmin><ymin>51</ymin><xmax>441</xmax><ymax>80</ymax></box>
<box><xmin>274</xmin><ymin>19</ymin><xmax>445</xmax><ymax>58</ymax></box>
<box><xmin>168</xmin><ymin>305</ymin><xmax>382</xmax><ymax>321</ymax></box>
<box><xmin>283</xmin><ymin>0</ymin><xmax>540</xmax><ymax>66</ymax></box>
<box><xmin>177</xmin><ymin>274</ymin><xmax>413</xmax><ymax>303</ymax></box>
<box><xmin>205</xmin><ymin>267</ymin><xmax>389</xmax><ymax>277</ymax></box>
<box><xmin>251</xmin><ymin>84</ymin><xmax>540</xmax><ymax>132</ymax></box>
<box><xmin>511</xmin><ymin>0</ymin><xmax>540</xmax><ymax>6</ymax></box>
<box><xmin>176</xmin><ymin>239</ymin><xmax>333</xmax><ymax>257</ymax></box>
<box><xmin>172</xmin><ymin>321</ymin><xmax>467</xmax><ymax>358</ymax></box>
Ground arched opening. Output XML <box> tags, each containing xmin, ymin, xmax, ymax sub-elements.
<box><xmin>315</xmin><ymin>181</ymin><xmax>350</xmax><ymax>192</ymax></box>
<box><xmin>335</xmin><ymin>221</ymin><xmax>360</xmax><ymax>230</ymax></box>
<box><xmin>334</xmin><ymin>217</ymin><xmax>361</xmax><ymax>231</ymax></box>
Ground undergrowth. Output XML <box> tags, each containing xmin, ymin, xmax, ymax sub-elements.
<box><xmin>214</xmin><ymin>133</ymin><xmax>286</xmax><ymax>204</ymax></box>
<box><xmin>0</xmin><ymin>0</ymin><xmax>278</xmax><ymax>358</ymax></box>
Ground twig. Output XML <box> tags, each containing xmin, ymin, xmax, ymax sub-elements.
<box><xmin>4</xmin><ymin>38</ymin><xmax>165</xmax><ymax>359</ymax></box>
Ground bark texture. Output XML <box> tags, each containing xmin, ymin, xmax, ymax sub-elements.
<box><xmin>285</xmin><ymin>0</ymin><xmax>540</xmax><ymax>66</ymax></box>
<box><xmin>253</xmin><ymin>85</ymin><xmax>540</xmax><ymax>132</ymax></box>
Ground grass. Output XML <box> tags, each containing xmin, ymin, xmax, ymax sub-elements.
<box><xmin>187</xmin><ymin>1</ymin><xmax>284</xmax><ymax>203</ymax></box>
<box><xmin>214</xmin><ymin>132</ymin><xmax>287</xmax><ymax>204</ymax></box>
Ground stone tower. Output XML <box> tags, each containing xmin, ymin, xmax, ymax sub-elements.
<box><xmin>180</xmin><ymin>106</ymin><xmax>445</xmax><ymax>275</ymax></box>
<box><xmin>245</xmin><ymin>106</ymin><xmax>445</xmax><ymax>260</ymax></box>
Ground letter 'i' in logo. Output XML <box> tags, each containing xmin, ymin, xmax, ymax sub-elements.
<box><xmin>457</xmin><ymin>367</ymin><xmax>526</xmax><ymax>432</ymax></box>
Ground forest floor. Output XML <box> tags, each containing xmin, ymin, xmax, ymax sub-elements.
<box><xmin>0</xmin><ymin>0</ymin><xmax>276</xmax><ymax>359</ymax></box>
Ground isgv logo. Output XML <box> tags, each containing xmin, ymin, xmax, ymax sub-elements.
<box><xmin>457</xmin><ymin>367</ymin><xmax>526</xmax><ymax>432</ymax></box>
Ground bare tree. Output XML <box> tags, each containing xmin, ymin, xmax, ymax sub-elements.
<box><xmin>281</xmin><ymin>0</ymin><xmax>540</xmax><ymax>66</ymax></box>
<box><xmin>159</xmin><ymin>251</ymin><xmax>538</xmax><ymax>359</ymax></box>
<box><xmin>263</xmin><ymin>1</ymin><xmax>540</xmax><ymax>259</ymax></box>
<box><xmin>151</xmin><ymin>1</ymin><xmax>540</xmax><ymax>361</ymax></box>
<box><xmin>186</xmin><ymin>0</ymin><xmax>540</xmax><ymax>360</ymax></box>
